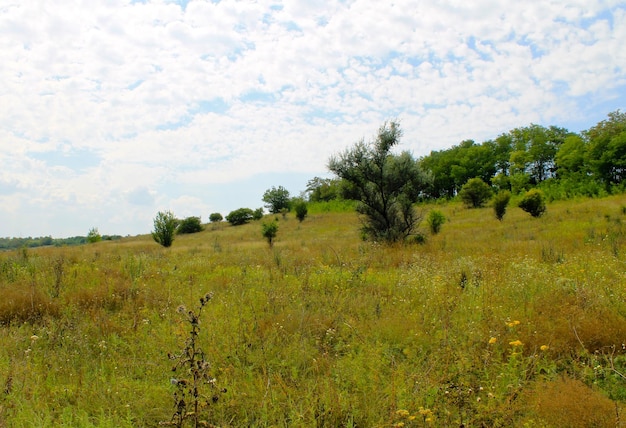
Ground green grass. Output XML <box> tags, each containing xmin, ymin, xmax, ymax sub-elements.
<box><xmin>1</xmin><ymin>196</ymin><xmax>626</xmax><ymax>427</ymax></box>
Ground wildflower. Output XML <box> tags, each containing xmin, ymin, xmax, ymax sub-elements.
<box><xmin>540</xmin><ymin>345</ymin><xmax>549</xmax><ymax>351</ymax></box>
<box><xmin>396</xmin><ymin>409</ymin><xmax>410</xmax><ymax>417</ymax></box>
<box><xmin>509</xmin><ymin>340</ymin><xmax>523</xmax><ymax>347</ymax></box>
<box><xmin>395</xmin><ymin>423</ymin><xmax>405</xmax><ymax>428</ymax></box>
<box><xmin>489</xmin><ymin>337</ymin><xmax>497</xmax><ymax>344</ymax></box>
<box><xmin>506</xmin><ymin>320</ymin><xmax>521</xmax><ymax>327</ymax></box>
<box><xmin>30</xmin><ymin>335</ymin><xmax>39</xmax><ymax>341</ymax></box>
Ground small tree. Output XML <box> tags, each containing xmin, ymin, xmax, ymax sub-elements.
<box><xmin>87</xmin><ymin>227</ymin><xmax>102</xmax><ymax>243</ymax></box>
<box><xmin>226</xmin><ymin>208</ymin><xmax>254</xmax><ymax>226</ymax></box>
<box><xmin>177</xmin><ymin>216</ymin><xmax>204</xmax><ymax>234</ymax></box>
<box><xmin>262</xmin><ymin>186</ymin><xmax>291</xmax><ymax>214</ymax></box>
<box><xmin>427</xmin><ymin>210</ymin><xmax>446</xmax><ymax>234</ymax></box>
<box><xmin>152</xmin><ymin>210</ymin><xmax>177</xmax><ymax>247</ymax></box>
<box><xmin>519</xmin><ymin>189</ymin><xmax>546</xmax><ymax>217</ymax></box>
<box><xmin>328</xmin><ymin>121</ymin><xmax>431</xmax><ymax>243</ymax></box>
<box><xmin>209</xmin><ymin>213</ymin><xmax>223</xmax><ymax>223</ymax></box>
<box><xmin>459</xmin><ymin>178</ymin><xmax>493</xmax><ymax>208</ymax></box>
<box><xmin>252</xmin><ymin>208</ymin><xmax>264</xmax><ymax>220</ymax></box>
<box><xmin>493</xmin><ymin>191</ymin><xmax>512</xmax><ymax>221</ymax></box>
<box><xmin>261</xmin><ymin>220</ymin><xmax>279</xmax><ymax>248</ymax></box>
<box><xmin>293</xmin><ymin>199</ymin><xmax>308</xmax><ymax>222</ymax></box>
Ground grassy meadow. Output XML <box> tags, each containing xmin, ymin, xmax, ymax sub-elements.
<box><xmin>2</xmin><ymin>195</ymin><xmax>626</xmax><ymax>427</ymax></box>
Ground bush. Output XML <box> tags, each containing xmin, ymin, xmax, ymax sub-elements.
<box><xmin>87</xmin><ymin>227</ymin><xmax>101</xmax><ymax>243</ymax></box>
<box><xmin>226</xmin><ymin>208</ymin><xmax>254</xmax><ymax>226</ymax></box>
<box><xmin>253</xmin><ymin>208</ymin><xmax>264</xmax><ymax>221</ymax></box>
<box><xmin>177</xmin><ymin>216</ymin><xmax>204</xmax><ymax>234</ymax></box>
<box><xmin>427</xmin><ymin>210</ymin><xmax>446</xmax><ymax>234</ymax></box>
<box><xmin>261</xmin><ymin>220</ymin><xmax>279</xmax><ymax>247</ymax></box>
<box><xmin>518</xmin><ymin>189</ymin><xmax>546</xmax><ymax>217</ymax></box>
<box><xmin>152</xmin><ymin>210</ymin><xmax>177</xmax><ymax>247</ymax></box>
<box><xmin>459</xmin><ymin>178</ymin><xmax>493</xmax><ymax>208</ymax></box>
<box><xmin>493</xmin><ymin>191</ymin><xmax>511</xmax><ymax>221</ymax></box>
<box><xmin>293</xmin><ymin>199</ymin><xmax>308</xmax><ymax>222</ymax></box>
<box><xmin>209</xmin><ymin>213</ymin><xmax>223</xmax><ymax>223</ymax></box>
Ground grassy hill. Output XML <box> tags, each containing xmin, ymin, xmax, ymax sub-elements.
<box><xmin>1</xmin><ymin>195</ymin><xmax>626</xmax><ymax>427</ymax></box>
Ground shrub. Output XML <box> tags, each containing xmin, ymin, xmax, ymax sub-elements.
<box><xmin>293</xmin><ymin>199</ymin><xmax>308</xmax><ymax>222</ymax></box>
<box><xmin>253</xmin><ymin>208</ymin><xmax>264</xmax><ymax>221</ymax></box>
<box><xmin>177</xmin><ymin>216</ymin><xmax>204</xmax><ymax>234</ymax></box>
<box><xmin>519</xmin><ymin>189</ymin><xmax>546</xmax><ymax>217</ymax></box>
<box><xmin>427</xmin><ymin>210</ymin><xmax>446</xmax><ymax>234</ymax></box>
<box><xmin>87</xmin><ymin>227</ymin><xmax>102</xmax><ymax>243</ymax></box>
<box><xmin>209</xmin><ymin>213</ymin><xmax>223</xmax><ymax>223</ymax></box>
<box><xmin>152</xmin><ymin>210</ymin><xmax>177</xmax><ymax>247</ymax></box>
<box><xmin>493</xmin><ymin>191</ymin><xmax>511</xmax><ymax>221</ymax></box>
<box><xmin>459</xmin><ymin>177</ymin><xmax>493</xmax><ymax>208</ymax></box>
<box><xmin>261</xmin><ymin>220</ymin><xmax>279</xmax><ymax>247</ymax></box>
<box><xmin>226</xmin><ymin>208</ymin><xmax>254</xmax><ymax>226</ymax></box>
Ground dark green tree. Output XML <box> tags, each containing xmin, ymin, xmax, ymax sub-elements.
<box><xmin>585</xmin><ymin>110</ymin><xmax>626</xmax><ymax>188</ymax></box>
<box><xmin>226</xmin><ymin>208</ymin><xmax>254</xmax><ymax>226</ymax></box>
<box><xmin>518</xmin><ymin>189</ymin><xmax>547</xmax><ymax>217</ymax></box>
<box><xmin>209</xmin><ymin>213</ymin><xmax>223</xmax><ymax>223</ymax></box>
<box><xmin>252</xmin><ymin>208</ymin><xmax>264</xmax><ymax>220</ymax></box>
<box><xmin>493</xmin><ymin>191</ymin><xmax>511</xmax><ymax>221</ymax></box>
<box><xmin>152</xmin><ymin>210</ymin><xmax>177</xmax><ymax>247</ymax></box>
<box><xmin>261</xmin><ymin>220</ymin><xmax>278</xmax><ymax>248</ymax></box>
<box><xmin>293</xmin><ymin>199</ymin><xmax>308</xmax><ymax>222</ymax></box>
<box><xmin>177</xmin><ymin>216</ymin><xmax>204</xmax><ymax>234</ymax></box>
<box><xmin>262</xmin><ymin>186</ymin><xmax>291</xmax><ymax>214</ymax></box>
<box><xmin>459</xmin><ymin>178</ymin><xmax>493</xmax><ymax>208</ymax></box>
<box><xmin>328</xmin><ymin>121</ymin><xmax>431</xmax><ymax>243</ymax></box>
<box><xmin>305</xmin><ymin>177</ymin><xmax>342</xmax><ymax>202</ymax></box>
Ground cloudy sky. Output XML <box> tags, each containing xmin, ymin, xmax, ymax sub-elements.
<box><xmin>1</xmin><ymin>0</ymin><xmax>624</xmax><ymax>238</ymax></box>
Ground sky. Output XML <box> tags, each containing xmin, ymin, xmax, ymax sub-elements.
<box><xmin>1</xmin><ymin>0</ymin><xmax>625</xmax><ymax>238</ymax></box>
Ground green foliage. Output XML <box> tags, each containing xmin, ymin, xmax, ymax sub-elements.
<box><xmin>328</xmin><ymin>121</ymin><xmax>431</xmax><ymax>243</ymax></box>
<box><xmin>427</xmin><ymin>210</ymin><xmax>446</xmax><ymax>234</ymax></box>
<box><xmin>293</xmin><ymin>199</ymin><xmax>308</xmax><ymax>222</ymax></box>
<box><xmin>177</xmin><ymin>216</ymin><xmax>204</xmax><ymax>234</ymax></box>
<box><xmin>585</xmin><ymin>110</ymin><xmax>626</xmax><ymax>188</ymax></box>
<box><xmin>152</xmin><ymin>210</ymin><xmax>177</xmax><ymax>247</ymax></box>
<box><xmin>225</xmin><ymin>208</ymin><xmax>254</xmax><ymax>226</ymax></box>
<box><xmin>261</xmin><ymin>220</ymin><xmax>279</xmax><ymax>247</ymax></box>
<box><xmin>252</xmin><ymin>207</ymin><xmax>264</xmax><ymax>221</ymax></box>
<box><xmin>518</xmin><ymin>189</ymin><xmax>547</xmax><ymax>217</ymax></box>
<box><xmin>86</xmin><ymin>227</ymin><xmax>102</xmax><ymax>243</ymax></box>
<box><xmin>493</xmin><ymin>191</ymin><xmax>511</xmax><ymax>221</ymax></box>
<box><xmin>209</xmin><ymin>213</ymin><xmax>223</xmax><ymax>223</ymax></box>
<box><xmin>305</xmin><ymin>177</ymin><xmax>342</xmax><ymax>202</ymax></box>
<box><xmin>262</xmin><ymin>186</ymin><xmax>291</xmax><ymax>214</ymax></box>
<box><xmin>459</xmin><ymin>177</ymin><xmax>493</xmax><ymax>208</ymax></box>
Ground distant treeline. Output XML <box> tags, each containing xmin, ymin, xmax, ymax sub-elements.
<box><xmin>306</xmin><ymin>110</ymin><xmax>626</xmax><ymax>203</ymax></box>
<box><xmin>0</xmin><ymin>235</ymin><xmax>122</xmax><ymax>251</ymax></box>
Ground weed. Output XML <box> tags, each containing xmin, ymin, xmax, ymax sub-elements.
<box><xmin>162</xmin><ymin>292</ymin><xmax>225</xmax><ymax>427</ymax></box>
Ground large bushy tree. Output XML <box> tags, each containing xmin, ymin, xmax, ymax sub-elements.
<box><xmin>262</xmin><ymin>186</ymin><xmax>291</xmax><ymax>214</ymax></box>
<box><xmin>328</xmin><ymin>121</ymin><xmax>431</xmax><ymax>243</ymax></box>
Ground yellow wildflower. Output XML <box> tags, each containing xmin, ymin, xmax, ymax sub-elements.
<box><xmin>396</xmin><ymin>409</ymin><xmax>410</xmax><ymax>417</ymax></box>
<box><xmin>506</xmin><ymin>320</ymin><xmax>521</xmax><ymax>327</ymax></box>
<box><xmin>488</xmin><ymin>337</ymin><xmax>497</xmax><ymax>344</ymax></box>
<box><xmin>540</xmin><ymin>345</ymin><xmax>549</xmax><ymax>351</ymax></box>
<box><xmin>509</xmin><ymin>340</ymin><xmax>523</xmax><ymax>347</ymax></box>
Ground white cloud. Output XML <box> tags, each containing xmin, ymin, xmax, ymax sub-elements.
<box><xmin>0</xmin><ymin>0</ymin><xmax>624</xmax><ymax>236</ymax></box>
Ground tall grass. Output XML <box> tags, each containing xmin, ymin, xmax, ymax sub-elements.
<box><xmin>1</xmin><ymin>197</ymin><xmax>626</xmax><ymax>426</ymax></box>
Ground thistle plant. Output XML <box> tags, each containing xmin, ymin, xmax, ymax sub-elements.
<box><xmin>162</xmin><ymin>292</ymin><xmax>225</xmax><ymax>427</ymax></box>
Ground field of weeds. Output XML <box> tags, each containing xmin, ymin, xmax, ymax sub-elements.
<box><xmin>1</xmin><ymin>196</ymin><xmax>626</xmax><ymax>427</ymax></box>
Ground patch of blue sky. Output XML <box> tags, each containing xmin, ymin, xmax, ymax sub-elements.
<box><xmin>305</xmin><ymin>107</ymin><xmax>344</xmax><ymax>125</ymax></box>
<box><xmin>29</xmin><ymin>148</ymin><xmax>101</xmax><ymax>171</ymax></box>
<box><xmin>155</xmin><ymin>116</ymin><xmax>193</xmax><ymax>131</ymax></box>
<box><xmin>127</xmin><ymin>80</ymin><xmax>143</xmax><ymax>90</ymax></box>
<box><xmin>239</xmin><ymin>90</ymin><xmax>275</xmax><ymax>104</ymax></box>
<box><xmin>269</xmin><ymin>4</ymin><xmax>283</xmax><ymax>11</ymax></box>
<box><xmin>517</xmin><ymin>35</ymin><xmax>544</xmax><ymax>59</ymax></box>
<box><xmin>283</xmin><ymin>21</ymin><xmax>302</xmax><ymax>32</ymax></box>
<box><xmin>190</xmin><ymin>98</ymin><xmax>229</xmax><ymax>115</ymax></box>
